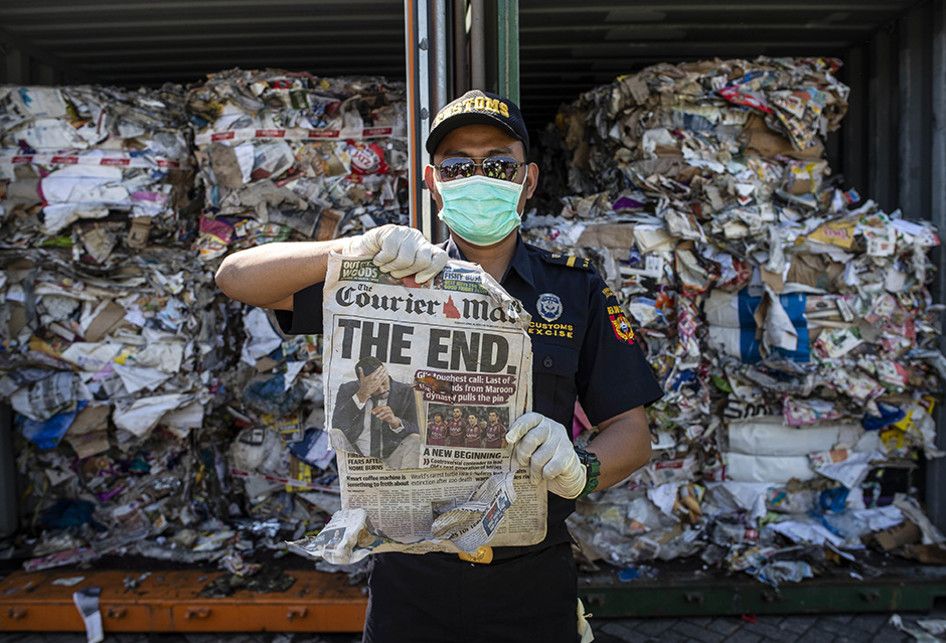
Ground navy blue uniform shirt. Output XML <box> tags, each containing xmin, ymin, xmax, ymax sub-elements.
<box><xmin>274</xmin><ymin>234</ymin><xmax>664</xmax><ymax>546</ymax></box>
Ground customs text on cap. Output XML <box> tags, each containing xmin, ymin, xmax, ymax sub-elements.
<box><xmin>426</xmin><ymin>90</ymin><xmax>530</xmax><ymax>155</ymax></box>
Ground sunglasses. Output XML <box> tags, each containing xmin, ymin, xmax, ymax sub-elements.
<box><xmin>434</xmin><ymin>156</ymin><xmax>526</xmax><ymax>182</ymax></box>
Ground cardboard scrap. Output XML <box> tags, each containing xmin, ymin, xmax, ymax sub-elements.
<box><xmin>866</xmin><ymin>520</ymin><xmax>920</xmax><ymax>552</ymax></box>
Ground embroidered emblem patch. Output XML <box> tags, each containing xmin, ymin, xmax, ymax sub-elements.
<box><xmin>602</xmin><ymin>286</ymin><xmax>636</xmax><ymax>344</ymax></box>
<box><xmin>536</xmin><ymin>293</ymin><xmax>563</xmax><ymax>322</ymax></box>
<box><xmin>609</xmin><ymin>312</ymin><xmax>636</xmax><ymax>344</ymax></box>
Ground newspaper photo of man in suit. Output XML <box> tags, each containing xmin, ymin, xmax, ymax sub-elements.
<box><xmin>332</xmin><ymin>355</ymin><xmax>420</xmax><ymax>469</ymax></box>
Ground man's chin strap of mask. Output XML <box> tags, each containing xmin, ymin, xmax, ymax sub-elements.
<box><xmin>434</xmin><ymin>174</ymin><xmax>525</xmax><ymax>247</ymax></box>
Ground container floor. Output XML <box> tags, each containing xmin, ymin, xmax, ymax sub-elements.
<box><xmin>2</xmin><ymin>552</ymin><xmax>944</xmax><ymax>637</ymax></box>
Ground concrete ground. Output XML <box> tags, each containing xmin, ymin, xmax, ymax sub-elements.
<box><xmin>1</xmin><ymin>611</ymin><xmax>939</xmax><ymax>643</ymax></box>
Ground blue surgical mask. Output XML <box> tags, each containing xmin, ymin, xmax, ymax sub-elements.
<box><xmin>434</xmin><ymin>174</ymin><xmax>525</xmax><ymax>246</ymax></box>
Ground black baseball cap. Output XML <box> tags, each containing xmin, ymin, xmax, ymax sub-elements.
<box><xmin>426</xmin><ymin>90</ymin><xmax>529</xmax><ymax>156</ymax></box>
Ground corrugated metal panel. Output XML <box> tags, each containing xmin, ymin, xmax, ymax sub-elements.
<box><xmin>0</xmin><ymin>0</ymin><xmax>406</xmax><ymax>85</ymax></box>
<box><xmin>929</xmin><ymin>0</ymin><xmax>946</xmax><ymax>531</ymax></box>
<box><xmin>1</xmin><ymin>1</ymin><xmax>919</xmax><ymax>106</ymax></box>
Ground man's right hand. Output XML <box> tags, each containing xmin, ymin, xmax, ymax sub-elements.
<box><xmin>372</xmin><ymin>405</ymin><xmax>403</xmax><ymax>431</ymax></box>
<box><xmin>355</xmin><ymin>366</ymin><xmax>387</xmax><ymax>403</ymax></box>
<box><xmin>347</xmin><ymin>224</ymin><xmax>448</xmax><ymax>283</ymax></box>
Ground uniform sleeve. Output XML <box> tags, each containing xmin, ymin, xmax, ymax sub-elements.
<box><xmin>273</xmin><ymin>281</ymin><xmax>325</xmax><ymax>335</ymax></box>
<box><xmin>576</xmin><ymin>275</ymin><xmax>663</xmax><ymax>425</ymax></box>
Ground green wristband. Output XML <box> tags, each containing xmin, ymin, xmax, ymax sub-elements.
<box><xmin>574</xmin><ymin>447</ymin><xmax>600</xmax><ymax>498</ymax></box>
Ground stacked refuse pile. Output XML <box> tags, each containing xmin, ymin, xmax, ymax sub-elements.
<box><xmin>528</xmin><ymin>57</ymin><xmax>946</xmax><ymax>584</ymax></box>
<box><xmin>186</xmin><ymin>70</ymin><xmax>408</xmax><ymax>574</ymax></box>
<box><xmin>0</xmin><ymin>84</ymin><xmax>228</xmax><ymax>569</ymax></box>
<box><xmin>0</xmin><ymin>73</ymin><xmax>407</xmax><ymax>575</ymax></box>
<box><xmin>186</xmin><ymin>69</ymin><xmax>408</xmax><ymax>262</ymax></box>
<box><xmin>0</xmin><ymin>85</ymin><xmax>195</xmax><ymax>255</ymax></box>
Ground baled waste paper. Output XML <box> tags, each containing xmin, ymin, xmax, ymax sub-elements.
<box><xmin>529</xmin><ymin>57</ymin><xmax>945</xmax><ymax>584</ymax></box>
<box><xmin>0</xmin><ymin>72</ymin><xmax>407</xmax><ymax>580</ymax></box>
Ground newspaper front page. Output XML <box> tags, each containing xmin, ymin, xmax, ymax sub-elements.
<box><xmin>287</xmin><ymin>253</ymin><xmax>546</xmax><ymax>564</ymax></box>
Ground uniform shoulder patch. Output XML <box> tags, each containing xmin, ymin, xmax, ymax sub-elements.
<box><xmin>540</xmin><ymin>252</ymin><xmax>593</xmax><ymax>271</ymax></box>
<box><xmin>601</xmin><ymin>286</ymin><xmax>636</xmax><ymax>345</ymax></box>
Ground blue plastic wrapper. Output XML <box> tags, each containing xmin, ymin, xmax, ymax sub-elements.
<box><xmin>18</xmin><ymin>400</ymin><xmax>87</xmax><ymax>449</ymax></box>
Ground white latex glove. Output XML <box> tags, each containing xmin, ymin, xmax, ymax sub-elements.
<box><xmin>505</xmin><ymin>412</ymin><xmax>587</xmax><ymax>499</ymax></box>
<box><xmin>347</xmin><ymin>224</ymin><xmax>448</xmax><ymax>283</ymax></box>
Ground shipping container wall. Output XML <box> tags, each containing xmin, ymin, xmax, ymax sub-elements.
<box><xmin>0</xmin><ymin>42</ymin><xmax>72</xmax><ymax>539</ymax></box>
<box><xmin>837</xmin><ymin>0</ymin><xmax>946</xmax><ymax>529</ymax></box>
<box><xmin>1</xmin><ymin>44</ymin><xmax>75</xmax><ymax>85</ymax></box>
<box><xmin>839</xmin><ymin>0</ymin><xmax>943</xmax><ymax>220</ymax></box>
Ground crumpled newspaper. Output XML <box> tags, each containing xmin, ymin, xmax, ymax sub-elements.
<box><xmin>1</xmin><ymin>84</ymin><xmax>196</xmax><ymax>252</ymax></box>
<box><xmin>187</xmin><ymin>69</ymin><xmax>408</xmax><ymax>262</ymax></box>
<box><xmin>889</xmin><ymin>614</ymin><xmax>946</xmax><ymax>643</ymax></box>
<box><xmin>288</xmin><ymin>470</ymin><xmax>518</xmax><ymax>565</ymax></box>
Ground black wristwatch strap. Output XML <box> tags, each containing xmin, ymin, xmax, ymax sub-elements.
<box><xmin>574</xmin><ymin>446</ymin><xmax>600</xmax><ymax>498</ymax></box>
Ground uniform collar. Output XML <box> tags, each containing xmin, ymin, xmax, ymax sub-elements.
<box><xmin>444</xmin><ymin>233</ymin><xmax>535</xmax><ymax>288</ymax></box>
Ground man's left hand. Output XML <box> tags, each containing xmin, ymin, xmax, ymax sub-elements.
<box><xmin>505</xmin><ymin>412</ymin><xmax>586</xmax><ymax>499</ymax></box>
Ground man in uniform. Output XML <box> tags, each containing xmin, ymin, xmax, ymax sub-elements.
<box><xmin>215</xmin><ymin>89</ymin><xmax>663</xmax><ymax>643</ymax></box>
<box><xmin>445</xmin><ymin>406</ymin><xmax>466</xmax><ymax>447</ymax></box>
<box><xmin>484</xmin><ymin>410</ymin><xmax>506</xmax><ymax>449</ymax></box>
<box><xmin>464</xmin><ymin>412</ymin><xmax>484</xmax><ymax>448</ymax></box>
<box><xmin>426</xmin><ymin>411</ymin><xmax>447</xmax><ymax>447</ymax></box>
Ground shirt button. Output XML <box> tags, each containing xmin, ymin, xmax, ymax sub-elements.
<box><xmin>543</xmin><ymin>356</ymin><xmax>553</xmax><ymax>368</ymax></box>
